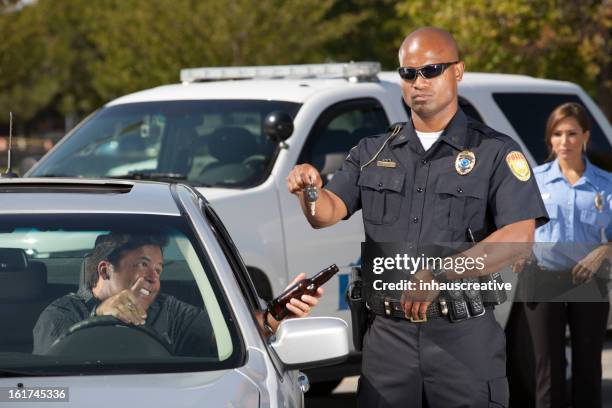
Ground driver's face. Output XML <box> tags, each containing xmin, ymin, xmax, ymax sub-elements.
<box><xmin>107</xmin><ymin>245</ymin><xmax>163</xmax><ymax>297</ymax></box>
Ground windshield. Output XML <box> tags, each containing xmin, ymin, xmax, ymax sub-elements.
<box><xmin>31</xmin><ymin>100</ymin><xmax>301</xmax><ymax>187</ymax></box>
<box><xmin>0</xmin><ymin>214</ymin><xmax>242</xmax><ymax>375</ymax></box>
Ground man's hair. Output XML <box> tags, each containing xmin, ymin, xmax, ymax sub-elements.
<box><xmin>84</xmin><ymin>233</ymin><xmax>169</xmax><ymax>290</ymax></box>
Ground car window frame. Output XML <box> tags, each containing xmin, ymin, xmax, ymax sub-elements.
<box><xmin>194</xmin><ymin>192</ymin><xmax>293</xmax><ymax>376</ymax></box>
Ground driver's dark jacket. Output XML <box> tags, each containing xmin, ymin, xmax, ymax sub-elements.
<box><xmin>32</xmin><ymin>287</ymin><xmax>217</xmax><ymax>357</ymax></box>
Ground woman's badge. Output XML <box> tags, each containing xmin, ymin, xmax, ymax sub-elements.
<box><xmin>595</xmin><ymin>192</ymin><xmax>604</xmax><ymax>213</ymax></box>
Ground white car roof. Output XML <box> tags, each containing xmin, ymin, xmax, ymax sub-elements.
<box><xmin>106</xmin><ymin>72</ymin><xmax>580</xmax><ymax>107</ymax></box>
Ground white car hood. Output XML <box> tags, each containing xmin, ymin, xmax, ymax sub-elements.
<box><xmin>0</xmin><ymin>369</ymin><xmax>259</xmax><ymax>407</ymax></box>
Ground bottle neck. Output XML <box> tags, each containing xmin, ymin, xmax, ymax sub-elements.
<box><xmin>311</xmin><ymin>265</ymin><xmax>339</xmax><ymax>286</ymax></box>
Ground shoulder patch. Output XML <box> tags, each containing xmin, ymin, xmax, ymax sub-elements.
<box><xmin>505</xmin><ymin>151</ymin><xmax>531</xmax><ymax>181</ymax></box>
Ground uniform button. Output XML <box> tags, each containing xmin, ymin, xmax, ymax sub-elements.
<box><xmin>457</xmin><ymin>187</ymin><xmax>463</xmax><ymax>193</ymax></box>
<box><xmin>412</xmin><ymin>217</ymin><xmax>419</xmax><ymax>223</ymax></box>
<box><xmin>378</xmin><ymin>182</ymin><xmax>383</xmax><ymax>187</ymax></box>
<box><xmin>417</xmin><ymin>187</ymin><xmax>424</xmax><ymax>193</ymax></box>
<box><xmin>421</xmin><ymin>159</ymin><xmax>428</xmax><ymax>165</ymax></box>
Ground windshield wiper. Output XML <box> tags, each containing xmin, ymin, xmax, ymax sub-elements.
<box><xmin>36</xmin><ymin>174</ymin><xmax>81</xmax><ymax>178</ymax></box>
<box><xmin>0</xmin><ymin>369</ymin><xmax>47</xmax><ymax>377</ymax></box>
<box><xmin>109</xmin><ymin>172</ymin><xmax>188</xmax><ymax>182</ymax></box>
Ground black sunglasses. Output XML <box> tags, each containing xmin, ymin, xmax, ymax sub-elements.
<box><xmin>397</xmin><ymin>61</ymin><xmax>459</xmax><ymax>81</ymax></box>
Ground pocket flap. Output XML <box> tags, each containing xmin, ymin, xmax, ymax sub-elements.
<box><xmin>358</xmin><ymin>171</ymin><xmax>405</xmax><ymax>193</ymax></box>
<box><xmin>488</xmin><ymin>377</ymin><xmax>509</xmax><ymax>406</ymax></box>
<box><xmin>434</xmin><ymin>176</ymin><xmax>486</xmax><ymax>198</ymax></box>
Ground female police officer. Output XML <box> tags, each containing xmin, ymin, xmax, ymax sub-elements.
<box><xmin>287</xmin><ymin>27</ymin><xmax>548</xmax><ymax>408</ymax></box>
<box><xmin>525</xmin><ymin>102</ymin><xmax>612</xmax><ymax>408</ymax></box>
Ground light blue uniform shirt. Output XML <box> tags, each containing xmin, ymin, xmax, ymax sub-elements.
<box><xmin>533</xmin><ymin>158</ymin><xmax>612</xmax><ymax>270</ymax></box>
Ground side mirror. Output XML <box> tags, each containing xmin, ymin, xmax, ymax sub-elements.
<box><xmin>270</xmin><ymin>317</ymin><xmax>349</xmax><ymax>370</ymax></box>
<box><xmin>263</xmin><ymin>111</ymin><xmax>294</xmax><ymax>144</ymax></box>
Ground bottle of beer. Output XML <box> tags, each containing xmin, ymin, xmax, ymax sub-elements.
<box><xmin>267</xmin><ymin>264</ymin><xmax>339</xmax><ymax>321</ymax></box>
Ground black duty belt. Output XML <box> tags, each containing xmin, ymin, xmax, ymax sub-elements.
<box><xmin>368</xmin><ymin>293</ymin><xmax>493</xmax><ymax>323</ymax></box>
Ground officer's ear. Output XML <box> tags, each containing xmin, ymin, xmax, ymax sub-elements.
<box><xmin>454</xmin><ymin>61</ymin><xmax>465</xmax><ymax>82</ymax></box>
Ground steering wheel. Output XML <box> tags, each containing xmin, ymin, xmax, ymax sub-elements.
<box><xmin>46</xmin><ymin>316</ymin><xmax>173</xmax><ymax>358</ymax></box>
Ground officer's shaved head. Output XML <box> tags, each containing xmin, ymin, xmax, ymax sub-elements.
<box><xmin>398</xmin><ymin>27</ymin><xmax>460</xmax><ymax>64</ymax></box>
<box><xmin>397</xmin><ymin>27</ymin><xmax>464</xmax><ymax>128</ymax></box>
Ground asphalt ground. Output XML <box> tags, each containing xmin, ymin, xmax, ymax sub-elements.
<box><xmin>306</xmin><ymin>338</ymin><xmax>612</xmax><ymax>407</ymax></box>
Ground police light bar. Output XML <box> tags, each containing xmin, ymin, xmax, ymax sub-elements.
<box><xmin>180</xmin><ymin>62</ymin><xmax>381</xmax><ymax>83</ymax></box>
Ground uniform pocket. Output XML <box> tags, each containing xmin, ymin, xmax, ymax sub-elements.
<box><xmin>579</xmin><ymin>209</ymin><xmax>609</xmax><ymax>228</ymax></box>
<box><xmin>434</xmin><ymin>174</ymin><xmax>486</xmax><ymax>231</ymax></box>
<box><xmin>357</xmin><ymin>171</ymin><xmax>405</xmax><ymax>225</ymax></box>
<box><xmin>488</xmin><ymin>376</ymin><xmax>509</xmax><ymax>407</ymax></box>
<box><xmin>580</xmin><ymin>209</ymin><xmax>609</xmax><ymax>239</ymax></box>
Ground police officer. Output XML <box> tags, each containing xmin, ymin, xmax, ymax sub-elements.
<box><xmin>525</xmin><ymin>102</ymin><xmax>612</xmax><ymax>408</ymax></box>
<box><xmin>287</xmin><ymin>27</ymin><xmax>548</xmax><ymax>407</ymax></box>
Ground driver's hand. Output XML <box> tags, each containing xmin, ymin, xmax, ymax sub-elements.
<box><xmin>96</xmin><ymin>277</ymin><xmax>154</xmax><ymax>325</ymax></box>
<box><xmin>283</xmin><ymin>273</ymin><xmax>324</xmax><ymax>318</ymax></box>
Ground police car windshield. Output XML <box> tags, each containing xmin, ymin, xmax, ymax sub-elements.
<box><xmin>31</xmin><ymin>100</ymin><xmax>301</xmax><ymax>188</ymax></box>
<box><xmin>0</xmin><ymin>214</ymin><xmax>243</xmax><ymax>375</ymax></box>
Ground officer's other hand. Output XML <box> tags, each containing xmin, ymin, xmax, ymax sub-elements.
<box><xmin>286</xmin><ymin>164</ymin><xmax>322</xmax><ymax>195</ymax></box>
<box><xmin>284</xmin><ymin>272</ymin><xmax>324</xmax><ymax>318</ymax></box>
<box><xmin>400</xmin><ymin>269</ymin><xmax>439</xmax><ymax>321</ymax></box>
<box><xmin>96</xmin><ymin>289</ymin><xmax>147</xmax><ymax>325</ymax></box>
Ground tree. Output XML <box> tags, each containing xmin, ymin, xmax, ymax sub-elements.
<box><xmin>0</xmin><ymin>0</ymin><xmax>363</xmax><ymax>128</ymax></box>
<box><xmin>395</xmin><ymin>0</ymin><xmax>611</xmax><ymax>118</ymax></box>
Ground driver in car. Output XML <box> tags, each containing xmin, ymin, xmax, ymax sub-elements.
<box><xmin>33</xmin><ymin>233</ymin><xmax>322</xmax><ymax>356</ymax></box>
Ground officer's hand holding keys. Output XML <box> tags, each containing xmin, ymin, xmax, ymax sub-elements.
<box><xmin>287</xmin><ymin>164</ymin><xmax>322</xmax><ymax>195</ymax></box>
<box><xmin>287</xmin><ymin>164</ymin><xmax>323</xmax><ymax>217</ymax></box>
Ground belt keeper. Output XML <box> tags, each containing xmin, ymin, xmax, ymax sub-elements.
<box><xmin>383</xmin><ymin>297</ymin><xmax>391</xmax><ymax>316</ymax></box>
<box><xmin>439</xmin><ymin>298</ymin><xmax>448</xmax><ymax>316</ymax></box>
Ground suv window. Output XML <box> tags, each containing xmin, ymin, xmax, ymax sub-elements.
<box><xmin>493</xmin><ymin>93</ymin><xmax>611</xmax><ymax>170</ymax></box>
<box><xmin>298</xmin><ymin>98</ymin><xmax>389</xmax><ymax>180</ymax></box>
<box><xmin>31</xmin><ymin>100</ymin><xmax>301</xmax><ymax>188</ymax></box>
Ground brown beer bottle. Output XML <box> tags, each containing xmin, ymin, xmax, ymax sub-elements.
<box><xmin>267</xmin><ymin>264</ymin><xmax>339</xmax><ymax>321</ymax></box>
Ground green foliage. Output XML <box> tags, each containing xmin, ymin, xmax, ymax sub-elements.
<box><xmin>0</xmin><ymin>0</ymin><xmax>361</xmax><ymax>123</ymax></box>
<box><xmin>395</xmin><ymin>0</ymin><xmax>611</xmax><ymax>112</ymax></box>
<box><xmin>0</xmin><ymin>0</ymin><xmax>609</xmax><ymax>128</ymax></box>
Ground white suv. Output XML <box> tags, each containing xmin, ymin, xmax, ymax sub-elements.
<box><xmin>27</xmin><ymin>62</ymin><xmax>612</xmax><ymax>392</ymax></box>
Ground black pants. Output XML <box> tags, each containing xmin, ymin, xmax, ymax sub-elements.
<box><xmin>523</xmin><ymin>301</ymin><xmax>609</xmax><ymax>408</ymax></box>
<box><xmin>358</xmin><ymin>311</ymin><xmax>508</xmax><ymax>408</ymax></box>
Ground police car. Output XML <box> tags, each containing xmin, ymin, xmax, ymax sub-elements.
<box><xmin>0</xmin><ymin>178</ymin><xmax>349</xmax><ymax>407</ymax></box>
<box><xmin>26</xmin><ymin>62</ymin><xmax>612</xmax><ymax>392</ymax></box>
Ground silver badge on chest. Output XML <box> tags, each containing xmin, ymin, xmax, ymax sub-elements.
<box><xmin>455</xmin><ymin>150</ymin><xmax>476</xmax><ymax>175</ymax></box>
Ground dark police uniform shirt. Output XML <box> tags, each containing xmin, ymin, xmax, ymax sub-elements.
<box><xmin>326</xmin><ymin>109</ymin><xmax>549</xmax><ymax>243</ymax></box>
<box><xmin>33</xmin><ymin>287</ymin><xmax>217</xmax><ymax>357</ymax></box>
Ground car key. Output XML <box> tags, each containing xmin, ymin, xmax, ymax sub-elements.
<box><xmin>304</xmin><ymin>184</ymin><xmax>318</xmax><ymax>216</ymax></box>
